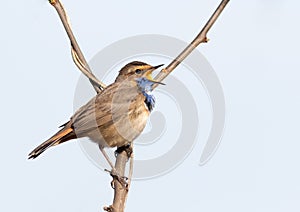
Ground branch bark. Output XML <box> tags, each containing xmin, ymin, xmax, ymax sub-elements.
<box><xmin>103</xmin><ymin>144</ymin><xmax>133</xmax><ymax>212</ymax></box>
<box><xmin>108</xmin><ymin>151</ymin><xmax>128</xmax><ymax>212</ymax></box>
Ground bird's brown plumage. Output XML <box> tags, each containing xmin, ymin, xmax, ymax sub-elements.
<box><xmin>28</xmin><ymin>61</ymin><xmax>157</xmax><ymax>159</ymax></box>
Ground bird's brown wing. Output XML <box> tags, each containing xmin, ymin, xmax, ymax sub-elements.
<box><xmin>69</xmin><ymin>82</ymin><xmax>149</xmax><ymax>147</ymax></box>
<box><xmin>69</xmin><ymin>84</ymin><xmax>114</xmax><ymax>137</ymax></box>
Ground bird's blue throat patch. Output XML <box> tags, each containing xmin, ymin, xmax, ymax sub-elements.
<box><xmin>142</xmin><ymin>91</ymin><xmax>155</xmax><ymax>112</ymax></box>
<box><xmin>136</xmin><ymin>77</ymin><xmax>158</xmax><ymax>112</ymax></box>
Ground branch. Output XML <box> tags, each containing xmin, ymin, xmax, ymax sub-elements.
<box><xmin>153</xmin><ymin>0</ymin><xmax>230</xmax><ymax>88</ymax></box>
<box><xmin>49</xmin><ymin>0</ymin><xmax>106</xmax><ymax>92</ymax></box>
<box><xmin>104</xmin><ymin>146</ymin><xmax>133</xmax><ymax>212</ymax></box>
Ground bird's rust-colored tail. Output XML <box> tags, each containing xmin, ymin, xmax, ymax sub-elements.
<box><xmin>28</xmin><ymin>127</ymin><xmax>75</xmax><ymax>159</ymax></box>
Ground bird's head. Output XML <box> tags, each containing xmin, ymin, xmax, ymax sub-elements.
<box><xmin>115</xmin><ymin>61</ymin><xmax>164</xmax><ymax>85</ymax></box>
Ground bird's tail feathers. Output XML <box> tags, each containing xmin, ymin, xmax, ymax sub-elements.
<box><xmin>28</xmin><ymin>127</ymin><xmax>74</xmax><ymax>159</ymax></box>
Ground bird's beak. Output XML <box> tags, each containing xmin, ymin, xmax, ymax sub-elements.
<box><xmin>152</xmin><ymin>64</ymin><xmax>164</xmax><ymax>70</ymax></box>
<box><xmin>148</xmin><ymin>79</ymin><xmax>165</xmax><ymax>85</ymax></box>
<box><xmin>144</xmin><ymin>64</ymin><xmax>165</xmax><ymax>85</ymax></box>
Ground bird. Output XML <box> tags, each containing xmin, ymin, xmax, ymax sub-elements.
<box><xmin>28</xmin><ymin>61</ymin><xmax>164</xmax><ymax>164</ymax></box>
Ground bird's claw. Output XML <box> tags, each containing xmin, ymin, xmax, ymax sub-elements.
<box><xmin>105</xmin><ymin>169</ymin><xmax>128</xmax><ymax>188</ymax></box>
<box><xmin>115</xmin><ymin>144</ymin><xmax>133</xmax><ymax>159</ymax></box>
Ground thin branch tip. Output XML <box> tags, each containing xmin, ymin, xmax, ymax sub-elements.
<box><xmin>153</xmin><ymin>0</ymin><xmax>230</xmax><ymax>88</ymax></box>
<box><xmin>49</xmin><ymin>0</ymin><xmax>56</xmax><ymax>5</ymax></box>
<box><xmin>103</xmin><ymin>206</ymin><xmax>113</xmax><ymax>212</ymax></box>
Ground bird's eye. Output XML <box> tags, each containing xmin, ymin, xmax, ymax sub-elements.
<box><xmin>135</xmin><ymin>69</ymin><xmax>142</xmax><ymax>74</ymax></box>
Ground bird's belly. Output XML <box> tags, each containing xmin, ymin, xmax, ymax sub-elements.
<box><xmin>88</xmin><ymin>101</ymin><xmax>150</xmax><ymax>148</ymax></box>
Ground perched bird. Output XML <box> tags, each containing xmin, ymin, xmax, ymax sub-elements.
<box><xmin>28</xmin><ymin>61</ymin><xmax>164</xmax><ymax>161</ymax></box>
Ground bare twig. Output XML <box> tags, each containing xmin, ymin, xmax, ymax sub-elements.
<box><xmin>111</xmin><ymin>150</ymin><xmax>128</xmax><ymax>212</ymax></box>
<box><xmin>103</xmin><ymin>144</ymin><xmax>133</xmax><ymax>212</ymax></box>
<box><xmin>153</xmin><ymin>0</ymin><xmax>230</xmax><ymax>88</ymax></box>
<box><xmin>70</xmin><ymin>48</ymin><xmax>106</xmax><ymax>92</ymax></box>
<box><xmin>104</xmin><ymin>149</ymin><xmax>130</xmax><ymax>212</ymax></box>
<box><xmin>49</xmin><ymin>0</ymin><xmax>106</xmax><ymax>92</ymax></box>
<box><xmin>124</xmin><ymin>144</ymin><xmax>134</xmax><ymax>207</ymax></box>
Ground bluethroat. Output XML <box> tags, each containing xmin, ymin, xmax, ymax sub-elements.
<box><xmin>28</xmin><ymin>61</ymin><xmax>164</xmax><ymax>161</ymax></box>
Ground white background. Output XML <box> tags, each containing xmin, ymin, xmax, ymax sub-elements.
<box><xmin>1</xmin><ymin>0</ymin><xmax>300</xmax><ymax>211</ymax></box>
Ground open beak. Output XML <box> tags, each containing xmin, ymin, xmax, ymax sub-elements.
<box><xmin>144</xmin><ymin>64</ymin><xmax>165</xmax><ymax>85</ymax></box>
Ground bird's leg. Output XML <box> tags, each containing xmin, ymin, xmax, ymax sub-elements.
<box><xmin>99</xmin><ymin>145</ymin><xmax>115</xmax><ymax>169</ymax></box>
<box><xmin>98</xmin><ymin>145</ymin><xmax>128</xmax><ymax>188</ymax></box>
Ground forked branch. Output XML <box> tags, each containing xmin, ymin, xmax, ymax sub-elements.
<box><xmin>45</xmin><ymin>0</ymin><xmax>230</xmax><ymax>212</ymax></box>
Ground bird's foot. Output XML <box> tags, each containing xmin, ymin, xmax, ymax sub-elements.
<box><xmin>115</xmin><ymin>144</ymin><xmax>133</xmax><ymax>159</ymax></box>
<box><xmin>105</xmin><ymin>168</ymin><xmax>128</xmax><ymax>188</ymax></box>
